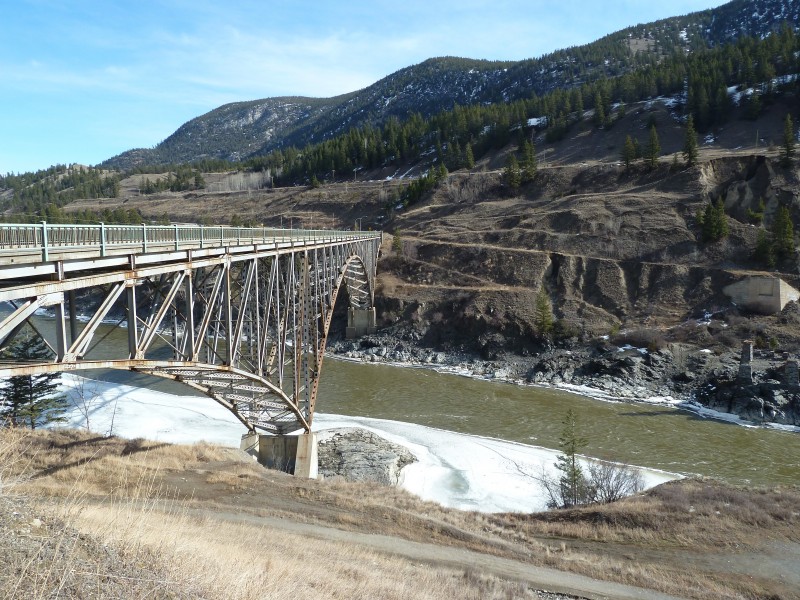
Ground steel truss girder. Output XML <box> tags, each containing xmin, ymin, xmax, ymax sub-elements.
<box><xmin>0</xmin><ymin>233</ymin><xmax>382</xmax><ymax>434</ymax></box>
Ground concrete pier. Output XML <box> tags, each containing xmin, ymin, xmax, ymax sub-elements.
<box><xmin>738</xmin><ymin>340</ymin><xmax>754</xmax><ymax>383</ymax></box>
<box><xmin>785</xmin><ymin>360</ymin><xmax>799</xmax><ymax>387</ymax></box>
<box><xmin>346</xmin><ymin>307</ymin><xmax>377</xmax><ymax>338</ymax></box>
<box><xmin>240</xmin><ymin>432</ymin><xmax>318</xmax><ymax>479</ymax></box>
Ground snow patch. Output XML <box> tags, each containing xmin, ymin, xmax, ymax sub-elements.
<box><xmin>51</xmin><ymin>374</ymin><xmax>679</xmax><ymax>513</ymax></box>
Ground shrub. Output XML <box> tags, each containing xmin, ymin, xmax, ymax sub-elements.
<box><xmin>612</xmin><ymin>329</ymin><xmax>666</xmax><ymax>352</ymax></box>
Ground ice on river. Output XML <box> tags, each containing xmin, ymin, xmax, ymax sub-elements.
<box><xmin>54</xmin><ymin>374</ymin><xmax>678</xmax><ymax>513</ymax></box>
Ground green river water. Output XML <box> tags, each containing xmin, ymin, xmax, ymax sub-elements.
<box><xmin>315</xmin><ymin>359</ymin><xmax>800</xmax><ymax>487</ymax></box>
<box><xmin>9</xmin><ymin>311</ymin><xmax>800</xmax><ymax>487</ymax></box>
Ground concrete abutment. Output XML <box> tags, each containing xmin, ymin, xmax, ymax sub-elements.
<box><xmin>240</xmin><ymin>432</ymin><xmax>318</xmax><ymax>479</ymax></box>
<box><xmin>346</xmin><ymin>307</ymin><xmax>377</xmax><ymax>338</ymax></box>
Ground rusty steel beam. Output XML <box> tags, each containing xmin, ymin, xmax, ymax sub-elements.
<box><xmin>0</xmin><ymin>226</ymin><xmax>381</xmax><ymax>434</ymax></box>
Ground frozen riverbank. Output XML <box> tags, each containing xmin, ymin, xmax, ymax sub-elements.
<box><xmin>53</xmin><ymin>374</ymin><xmax>678</xmax><ymax>513</ymax></box>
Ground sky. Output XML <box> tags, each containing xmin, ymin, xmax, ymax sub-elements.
<box><xmin>1</xmin><ymin>0</ymin><xmax>729</xmax><ymax>175</ymax></box>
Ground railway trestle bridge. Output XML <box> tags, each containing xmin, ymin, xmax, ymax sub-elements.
<box><xmin>0</xmin><ymin>223</ymin><xmax>382</xmax><ymax>465</ymax></box>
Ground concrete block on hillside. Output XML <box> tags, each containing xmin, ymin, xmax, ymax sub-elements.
<box><xmin>346</xmin><ymin>307</ymin><xmax>377</xmax><ymax>338</ymax></box>
<box><xmin>257</xmin><ymin>433</ymin><xmax>318</xmax><ymax>479</ymax></box>
<box><xmin>723</xmin><ymin>277</ymin><xmax>800</xmax><ymax>315</ymax></box>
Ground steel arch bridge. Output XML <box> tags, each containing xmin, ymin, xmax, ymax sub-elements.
<box><xmin>0</xmin><ymin>223</ymin><xmax>381</xmax><ymax>434</ymax></box>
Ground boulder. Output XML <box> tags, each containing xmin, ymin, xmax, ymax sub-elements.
<box><xmin>317</xmin><ymin>428</ymin><xmax>416</xmax><ymax>486</ymax></box>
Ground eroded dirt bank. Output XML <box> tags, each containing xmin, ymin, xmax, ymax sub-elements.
<box><xmin>361</xmin><ymin>156</ymin><xmax>800</xmax><ymax>426</ymax></box>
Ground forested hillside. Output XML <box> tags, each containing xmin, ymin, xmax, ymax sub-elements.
<box><xmin>3</xmin><ymin>24</ymin><xmax>798</xmax><ymax>226</ymax></box>
<box><xmin>99</xmin><ymin>0</ymin><xmax>799</xmax><ymax>170</ymax></box>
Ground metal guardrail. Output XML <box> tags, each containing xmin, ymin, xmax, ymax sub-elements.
<box><xmin>0</xmin><ymin>222</ymin><xmax>379</xmax><ymax>262</ymax></box>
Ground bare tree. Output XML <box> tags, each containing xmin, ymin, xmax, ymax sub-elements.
<box><xmin>586</xmin><ymin>459</ymin><xmax>645</xmax><ymax>504</ymax></box>
<box><xmin>67</xmin><ymin>376</ymin><xmax>103</xmax><ymax>433</ymax></box>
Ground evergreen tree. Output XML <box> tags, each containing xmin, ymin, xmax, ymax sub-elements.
<box><xmin>554</xmin><ymin>409</ymin><xmax>589</xmax><ymax>508</ymax></box>
<box><xmin>683</xmin><ymin>115</ymin><xmax>699</xmax><ymax>167</ymax></box>
<box><xmin>747</xmin><ymin>198</ymin><xmax>766</xmax><ymax>224</ymax></box>
<box><xmin>632</xmin><ymin>138</ymin><xmax>642</xmax><ymax>160</ymax></box>
<box><xmin>772</xmin><ymin>205</ymin><xmax>795</xmax><ymax>258</ymax></box>
<box><xmin>744</xmin><ymin>93</ymin><xmax>761</xmax><ymax>120</ymax></box>
<box><xmin>621</xmin><ymin>135</ymin><xmax>636</xmax><ymax>169</ymax></box>
<box><xmin>753</xmin><ymin>228</ymin><xmax>775</xmax><ymax>268</ymax></box>
<box><xmin>534</xmin><ymin>287</ymin><xmax>554</xmax><ymax>337</ymax></box>
<box><xmin>0</xmin><ymin>332</ymin><xmax>65</xmax><ymax>428</ymax></box>
<box><xmin>521</xmin><ymin>140</ymin><xmax>537</xmax><ymax>182</ymax></box>
<box><xmin>645</xmin><ymin>124</ymin><xmax>661</xmax><ymax>169</ymax></box>
<box><xmin>701</xmin><ymin>199</ymin><xmax>729</xmax><ymax>242</ymax></box>
<box><xmin>392</xmin><ymin>230</ymin><xmax>403</xmax><ymax>257</ymax></box>
<box><xmin>504</xmin><ymin>154</ymin><xmax>521</xmax><ymax>192</ymax></box>
<box><xmin>781</xmin><ymin>113</ymin><xmax>796</xmax><ymax>167</ymax></box>
<box><xmin>592</xmin><ymin>93</ymin><xmax>605</xmax><ymax>128</ymax></box>
<box><xmin>464</xmin><ymin>143</ymin><xmax>475</xmax><ymax>169</ymax></box>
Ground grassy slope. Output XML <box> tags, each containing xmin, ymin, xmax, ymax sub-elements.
<box><xmin>2</xmin><ymin>428</ymin><xmax>799</xmax><ymax>600</ymax></box>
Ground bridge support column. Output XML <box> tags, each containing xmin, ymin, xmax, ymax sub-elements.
<box><xmin>346</xmin><ymin>307</ymin><xmax>376</xmax><ymax>338</ymax></box>
<box><xmin>240</xmin><ymin>431</ymin><xmax>260</xmax><ymax>458</ymax></box>
<box><xmin>240</xmin><ymin>433</ymin><xmax>318</xmax><ymax>479</ymax></box>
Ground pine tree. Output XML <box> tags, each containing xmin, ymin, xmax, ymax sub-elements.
<box><xmin>753</xmin><ymin>228</ymin><xmax>775</xmax><ymax>268</ymax></box>
<box><xmin>521</xmin><ymin>140</ymin><xmax>537</xmax><ymax>182</ymax></box>
<box><xmin>621</xmin><ymin>135</ymin><xmax>636</xmax><ymax>169</ymax></box>
<box><xmin>554</xmin><ymin>409</ymin><xmax>589</xmax><ymax>508</ymax></box>
<box><xmin>392</xmin><ymin>230</ymin><xmax>403</xmax><ymax>257</ymax></box>
<box><xmin>646</xmin><ymin>124</ymin><xmax>661</xmax><ymax>169</ymax></box>
<box><xmin>464</xmin><ymin>143</ymin><xmax>475</xmax><ymax>170</ymax></box>
<box><xmin>0</xmin><ymin>332</ymin><xmax>65</xmax><ymax>428</ymax></box>
<box><xmin>683</xmin><ymin>115</ymin><xmax>699</xmax><ymax>167</ymax></box>
<box><xmin>781</xmin><ymin>114</ymin><xmax>796</xmax><ymax>167</ymax></box>
<box><xmin>593</xmin><ymin>93</ymin><xmax>605</xmax><ymax>128</ymax></box>
<box><xmin>772</xmin><ymin>205</ymin><xmax>795</xmax><ymax>259</ymax></box>
<box><xmin>700</xmin><ymin>199</ymin><xmax>729</xmax><ymax>242</ymax></box>
<box><xmin>534</xmin><ymin>287</ymin><xmax>554</xmax><ymax>337</ymax></box>
<box><xmin>504</xmin><ymin>154</ymin><xmax>521</xmax><ymax>192</ymax></box>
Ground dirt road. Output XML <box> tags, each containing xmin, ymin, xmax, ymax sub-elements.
<box><xmin>159</xmin><ymin>501</ymin><xmax>689</xmax><ymax>600</ymax></box>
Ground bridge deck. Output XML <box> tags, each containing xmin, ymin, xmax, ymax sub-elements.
<box><xmin>0</xmin><ymin>223</ymin><xmax>377</xmax><ymax>284</ymax></box>
<box><xmin>0</xmin><ymin>223</ymin><xmax>382</xmax><ymax>434</ymax></box>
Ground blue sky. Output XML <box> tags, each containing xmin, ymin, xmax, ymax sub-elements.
<box><xmin>1</xmin><ymin>0</ymin><xmax>728</xmax><ymax>175</ymax></box>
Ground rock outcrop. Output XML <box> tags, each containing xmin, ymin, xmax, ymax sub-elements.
<box><xmin>317</xmin><ymin>428</ymin><xmax>416</xmax><ymax>486</ymax></box>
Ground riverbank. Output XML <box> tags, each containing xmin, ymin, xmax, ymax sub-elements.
<box><xmin>53</xmin><ymin>373</ymin><xmax>678</xmax><ymax>513</ymax></box>
<box><xmin>328</xmin><ymin>328</ymin><xmax>800</xmax><ymax>430</ymax></box>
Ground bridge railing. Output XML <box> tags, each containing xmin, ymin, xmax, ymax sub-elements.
<box><xmin>0</xmin><ymin>222</ymin><xmax>379</xmax><ymax>262</ymax></box>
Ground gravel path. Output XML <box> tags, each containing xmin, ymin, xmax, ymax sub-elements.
<box><xmin>172</xmin><ymin>502</ymin><xmax>688</xmax><ymax>600</ymax></box>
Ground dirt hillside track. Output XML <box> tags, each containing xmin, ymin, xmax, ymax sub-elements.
<box><xmin>66</xmin><ymin>143</ymin><xmax>800</xmax><ymax>342</ymax></box>
<box><xmin>61</xmin><ymin>95</ymin><xmax>800</xmax><ymax>347</ymax></box>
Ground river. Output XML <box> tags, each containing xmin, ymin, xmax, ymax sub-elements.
<box><xmin>91</xmin><ymin>354</ymin><xmax>800</xmax><ymax>488</ymax></box>
<box><xmin>316</xmin><ymin>359</ymin><xmax>800</xmax><ymax>487</ymax></box>
<box><xmin>8</xmin><ymin>311</ymin><xmax>800</xmax><ymax>487</ymax></box>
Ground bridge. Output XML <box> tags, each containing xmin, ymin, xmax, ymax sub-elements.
<box><xmin>0</xmin><ymin>222</ymin><xmax>382</xmax><ymax>468</ymax></box>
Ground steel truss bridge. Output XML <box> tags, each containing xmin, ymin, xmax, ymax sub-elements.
<box><xmin>0</xmin><ymin>223</ymin><xmax>381</xmax><ymax>434</ymax></box>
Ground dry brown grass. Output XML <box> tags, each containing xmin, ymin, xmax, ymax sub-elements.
<box><xmin>0</xmin><ymin>428</ymin><xmax>543</xmax><ymax>600</ymax></box>
<box><xmin>72</xmin><ymin>503</ymin><xmax>527</xmax><ymax>600</ymax></box>
<box><xmin>496</xmin><ymin>479</ymin><xmax>800</xmax><ymax>550</ymax></box>
<box><xmin>4</xmin><ymin>427</ymin><xmax>800</xmax><ymax>600</ymax></box>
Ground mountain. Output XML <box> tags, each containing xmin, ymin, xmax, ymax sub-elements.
<box><xmin>101</xmin><ymin>0</ymin><xmax>799</xmax><ymax>170</ymax></box>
